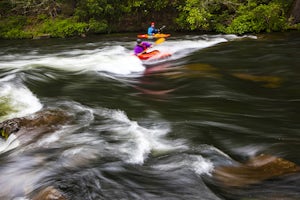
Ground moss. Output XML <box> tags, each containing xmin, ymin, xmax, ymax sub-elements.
<box><xmin>0</xmin><ymin>97</ymin><xmax>15</xmax><ymax>119</ymax></box>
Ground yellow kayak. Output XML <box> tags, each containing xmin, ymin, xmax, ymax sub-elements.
<box><xmin>137</xmin><ymin>33</ymin><xmax>171</xmax><ymax>39</ymax></box>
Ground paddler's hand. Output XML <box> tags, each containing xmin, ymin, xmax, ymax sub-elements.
<box><xmin>137</xmin><ymin>50</ymin><xmax>147</xmax><ymax>56</ymax></box>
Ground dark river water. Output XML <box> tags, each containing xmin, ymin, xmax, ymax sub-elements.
<box><xmin>0</xmin><ymin>32</ymin><xmax>300</xmax><ymax>200</ymax></box>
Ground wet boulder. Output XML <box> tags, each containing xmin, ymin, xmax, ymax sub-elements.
<box><xmin>213</xmin><ymin>154</ymin><xmax>300</xmax><ymax>187</ymax></box>
<box><xmin>31</xmin><ymin>186</ymin><xmax>67</xmax><ymax>200</ymax></box>
<box><xmin>0</xmin><ymin>109</ymin><xmax>72</xmax><ymax>143</ymax></box>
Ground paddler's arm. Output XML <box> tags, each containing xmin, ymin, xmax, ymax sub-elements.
<box><xmin>136</xmin><ymin>43</ymin><xmax>153</xmax><ymax>56</ymax></box>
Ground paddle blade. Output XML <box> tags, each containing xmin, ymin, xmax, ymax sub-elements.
<box><xmin>155</xmin><ymin>38</ymin><xmax>165</xmax><ymax>45</ymax></box>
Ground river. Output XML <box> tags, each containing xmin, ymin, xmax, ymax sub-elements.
<box><xmin>0</xmin><ymin>32</ymin><xmax>299</xmax><ymax>200</ymax></box>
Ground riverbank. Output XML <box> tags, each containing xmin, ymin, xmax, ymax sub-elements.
<box><xmin>0</xmin><ymin>16</ymin><xmax>299</xmax><ymax>40</ymax></box>
<box><xmin>1</xmin><ymin>0</ymin><xmax>299</xmax><ymax>39</ymax></box>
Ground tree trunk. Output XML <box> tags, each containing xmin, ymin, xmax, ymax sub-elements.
<box><xmin>290</xmin><ymin>0</ymin><xmax>300</xmax><ymax>24</ymax></box>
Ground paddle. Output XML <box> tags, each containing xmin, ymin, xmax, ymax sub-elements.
<box><xmin>158</xmin><ymin>25</ymin><xmax>166</xmax><ymax>32</ymax></box>
<box><xmin>137</xmin><ymin>38</ymin><xmax>165</xmax><ymax>56</ymax></box>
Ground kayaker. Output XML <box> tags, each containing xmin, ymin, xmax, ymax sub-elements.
<box><xmin>134</xmin><ymin>39</ymin><xmax>152</xmax><ymax>55</ymax></box>
<box><xmin>147</xmin><ymin>22</ymin><xmax>159</xmax><ymax>36</ymax></box>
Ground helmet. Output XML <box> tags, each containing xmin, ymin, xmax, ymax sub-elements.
<box><xmin>151</xmin><ymin>22</ymin><xmax>155</xmax><ymax>25</ymax></box>
<box><xmin>137</xmin><ymin>39</ymin><xmax>142</xmax><ymax>44</ymax></box>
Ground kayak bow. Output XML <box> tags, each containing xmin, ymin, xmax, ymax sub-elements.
<box><xmin>137</xmin><ymin>50</ymin><xmax>171</xmax><ymax>61</ymax></box>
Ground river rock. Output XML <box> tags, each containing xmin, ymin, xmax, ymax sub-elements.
<box><xmin>213</xmin><ymin>154</ymin><xmax>300</xmax><ymax>187</ymax></box>
<box><xmin>0</xmin><ymin>109</ymin><xmax>72</xmax><ymax>142</ymax></box>
<box><xmin>31</xmin><ymin>186</ymin><xmax>67</xmax><ymax>200</ymax></box>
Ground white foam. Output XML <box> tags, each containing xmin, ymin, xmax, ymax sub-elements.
<box><xmin>146</xmin><ymin>37</ymin><xmax>228</xmax><ymax>63</ymax></box>
<box><xmin>0</xmin><ymin>134</ymin><xmax>20</xmax><ymax>153</ymax></box>
<box><xmin>0</xmin><ymin>45</ymin><xmax>145</xmax><ymax>75</ymax></box>
<box><xmin>154</xmin><ymin>155</ymin><xmax>214</xmax><ymax>175</ymax></box>
<box><xmin>95</xmin><ymin>108</ymin><xmax>188</xmax><ymax>164</ymax></box>
<box><xmin>0</xmin><ymin>74</ymin><xmax>16</xmax><ymax>82</ymax></box>
<box><xmin>0</xmin><ymin>34</ymin><xmax>254</xmax><ymax>76</ymax></box>
<box><xmin>0</xmin><ymin>83</ymin><xmax>42</xmax><ymax>121</ymax></box>
<box><xmin>190</xmin><ymin>155</ymin><xmax>214</xmax><ymax>175</ymax></box>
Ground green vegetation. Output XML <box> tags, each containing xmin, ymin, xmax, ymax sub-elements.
<box><xmin>38</xmin><ymin>18</ymin><xmax>88</xmax><ymax>38</ymax></box>
<box><xmin>0</xmin><ymin>0</ymin><xmax>298</xmax><ymax>39</ymax></box>
<box><xmin>177</xmin><ymin>0</ymin><xmax>294</xmax><ymax>34</ymax></box>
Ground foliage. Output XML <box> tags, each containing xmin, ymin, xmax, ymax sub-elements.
<box><xmin>176</xmin><ymin>0</ymin><xmax>293</xmax><ymax>34</ymax></box>
<box><xmin>2</xmin><ymin>28</ymin><xmax>32</xmax><ymax>39</ymax></box>
<box><xmin>176</xmin><ymin>0</ymin><xmax>240</xmax><ymax>31</ymax></box>
<box><xmin>88</xmin><ymin>18</ymin><xmax>108</xmax><ymax>33</ymax></box>
<box><xmin>8</xmin><ymin>0</ymin><xmax>62</xmax><ymax>17</ymax></box>
<box><xmin>0</xmin><ymin>0</ymin><xmax>13</xmax><ymax>16</ymax></box>
<box><xmin>176</xmin><ymin>2</ymin><xmax>211</xmax><ymax>30</ymax></box>
<box><xmin>0</xmin><ymin>16</ymin><xmax>32</xmax><ymax>39</ymax></box>
<box><xmin>75</xmin><ymin>0</ymin><xmax>130</xmax><ymax>21</ymax></box>
<box><xmin>226</xmin><ymin>1</ymin><xmax>289</xmax><ymax>34</ymax></box>
<box><xmin>0</xmin><ymin>0</ymin><xmax>298</xmax><ymax>38</ymax></box>
<box><xmin>127</xmin><ymin>0</ymin><xmax>171</xmax><ymax>11</ymax></box>
<box><xmin>0</xmin><ymin>15</ymin><xmax>27</xmax><ymax>30</ymax></box>
<box><xmin>38</xmin><ymin>18</ymin><xmax>88</xmax><ymax>38</ymax></box>
<box><xmin>74</xmin><ymin>0</ymin><xmax>132</xmax><ymax>32</ymax></box>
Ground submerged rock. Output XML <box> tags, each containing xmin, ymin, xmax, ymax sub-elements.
<box><xmin>31</xmin><ymin>186</ymin><xmax>67</xmax><ymax>200</ymax></box>
<box><xmin>0</xmin><ymin>109</ymin><xmax>72</xmax><ymax>143</ymax></box>
<box><xmin>213</xmin><ymin>154</ymin><xmax>300</xmax><ymax>187</ymax></box>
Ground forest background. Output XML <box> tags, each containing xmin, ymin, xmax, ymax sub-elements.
<box><xmin>0</xmin><ymin>0</ymin><xmax>299</xmax><ymax>39</ymax></box>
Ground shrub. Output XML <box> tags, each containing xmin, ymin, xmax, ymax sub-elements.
<box><xmin>226</xmin><ymin>2</ymin><xmax>288</xmax><ymax>34</ymax></box>
<box><xmin>2</xmin><ymin>28</ymin><xmax>32</xmax><ymax>39</ymax></box>
<box><xmin>39</xmin><ymin>18</ymin><xmax>88</xmax><ymax>38</ymax></box>
<box><xmin>88</xmin><ymin>18</ymin><xmax>108</xmax><ymax>33</ymax></box>
<box><xmin>0</xmin><ymin>16</ymin><xmax>32</xmax><ymax>39</ymax></box>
